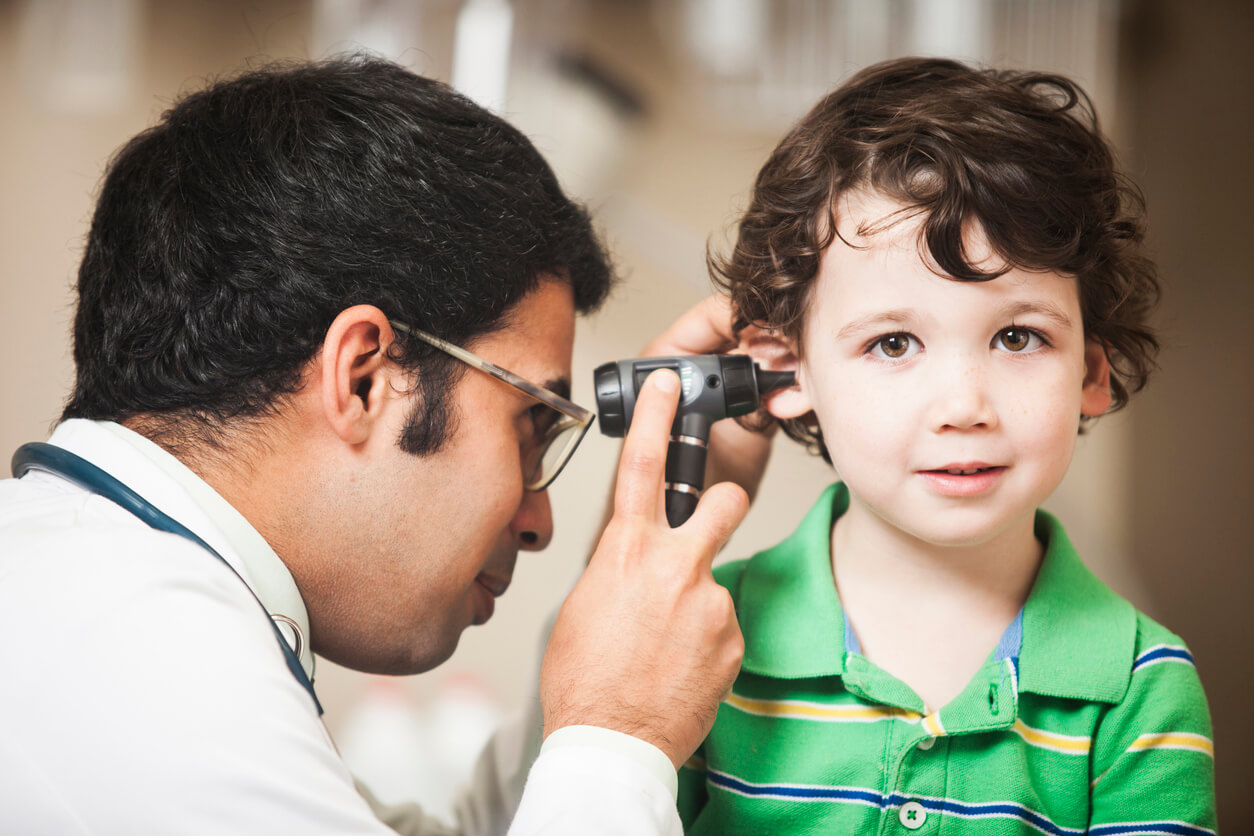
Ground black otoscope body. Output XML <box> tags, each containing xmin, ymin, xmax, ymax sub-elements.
<box><xmin>594</xmin><ymin>355</ymin><xmax>794</xmax><ymax>527</ymax></box>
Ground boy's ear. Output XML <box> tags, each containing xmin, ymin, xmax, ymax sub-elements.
<box><xmin>1080</xmin><ymin>338</ymin><xmax>1113</xmax><ymax>418</ymax></box>
<box><xmin>739</xmin><ymin>328</ymin><xmax>813</xmax><ymax>420</ymax></box>
<box><xmin>319</xmin><ymin>305</ymin><xmax>396</xmax><ymax>445</ymax></box>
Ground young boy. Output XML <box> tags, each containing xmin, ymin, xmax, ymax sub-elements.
<box><xmin>678</xmin><ymin>58</ymin><xmax>1216</xmax><ymax>834</ymax></box>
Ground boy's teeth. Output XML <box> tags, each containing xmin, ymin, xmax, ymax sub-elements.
<box><xmin>946</xmin><ymin>468</ymin><xmax>982</xmax><ymax>475</ymax></box>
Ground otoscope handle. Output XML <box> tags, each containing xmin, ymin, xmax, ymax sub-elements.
<box><xmin>664</xmin><ymin>435</ymin><xmax>707</xmax><ymax>527</ymax></box>
<box><xmin>665</xmin><ymin>489</ymin><xmax>700</xmax><ymax>528</ymax></box>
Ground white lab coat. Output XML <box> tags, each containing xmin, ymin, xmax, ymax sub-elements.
<box><xmin>0</xmin><ymin>420</ymin><xmax>680</xmax><ymax>835</ymax></box>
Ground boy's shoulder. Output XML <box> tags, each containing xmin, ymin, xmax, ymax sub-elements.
<box><xmin>1131</xmin><ymin>607</ymin><xmax>1196</xmax><ymax>663</ymax></box>
<box><xmin>1125</xmin><ymin>608</ymin><xmax>1209</xmax><ymax>717</ymax></box>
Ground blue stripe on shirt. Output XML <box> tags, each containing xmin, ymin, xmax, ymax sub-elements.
<box><xmin>1132</xmin><ymin>646</ymin><xmax>1195</xmax><ymax>671</ymax></box>
<box><xmin>706</xmin><ymin>769</ymin><xmax>1085</xmax><ymax>836</ymax></box>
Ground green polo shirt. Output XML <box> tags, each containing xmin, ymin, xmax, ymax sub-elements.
<box><xmin>679</xmin><ymin>483</ymin><xmax>1216</xmax><ymax>835</ymax></box>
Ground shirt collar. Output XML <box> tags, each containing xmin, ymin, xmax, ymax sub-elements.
<box><xmin>1019</xmin><ymin>511</ymin><xmax>1135</xmax><ymax>703</ymax></box>
<box><xmin>733</xmin><ymin>483</ymin><xmax>851</xmax><ymax>679</ymax></box>
<box><xmin>732</xmin><ymin>483</ymin><xmax>1135</xmax><ymax>703</ymax></box>
<box><xmin>45</xmin><ymin>419</ymin><xmax>315</xmax><ymax>679</ymax></box>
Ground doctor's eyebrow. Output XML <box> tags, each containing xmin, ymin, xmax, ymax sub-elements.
<box><xmin>544</xmin><ymin>378</ymin><xmax>572</xmax><ymax>400</ymax></box>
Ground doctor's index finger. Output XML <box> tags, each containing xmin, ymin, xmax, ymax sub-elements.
<box><xmin>612</xmin><ymin>369</ymin><xmax>680</xmax><ymax>521</ymax></box>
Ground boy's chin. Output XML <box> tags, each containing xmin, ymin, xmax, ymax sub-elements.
<box><xmin>898</xmin><ymin>511</ymin><xmax>1038</xmax><ymax>551</ymax></box>
<box><xmin>858</xmin><ymin>499</ymin><xmax>1037</xmax><ymax>551</ymax></box>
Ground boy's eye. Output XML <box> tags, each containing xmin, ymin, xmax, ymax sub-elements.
<box><xmin>995</xmin><ymin>327</ymin><xmax>1044</xmax><ymax>353</ymax></box>
<box><xmin>871</xmin><ymin>333</ymin><xmax>917</xmax><ymax>360</ymax></box>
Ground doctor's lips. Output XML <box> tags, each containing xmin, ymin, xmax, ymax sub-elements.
<box><xmin>472</xmin><ymin>572</ymin><xmax>511</xmax><ymax>624</ymax></box>
<box><xmin>475</xmin><ymin>573</ymin><xmax>511</xmax><ymax>598</ymax></box>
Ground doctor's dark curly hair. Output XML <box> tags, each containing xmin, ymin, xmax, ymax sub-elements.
<box><xmin>62</xmin><ymin>55</ymin><xmax>612</xmax><ymax>456</ymax></box>
<box><xmin>713</xmin><ymin>56</ymin><xmax>1159</xmax><ymax>461</ymax></box>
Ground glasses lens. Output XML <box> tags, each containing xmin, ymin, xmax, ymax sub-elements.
<box><xmin>523</xmin><ymin>406</ymin><xmax>587</xmax><ymax>491</ymax></box>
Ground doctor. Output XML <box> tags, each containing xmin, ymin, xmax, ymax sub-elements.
<box><xmin>0</xmin><ymin>57</ymin><xmax>766</xmax><ymax>834</ymax></box>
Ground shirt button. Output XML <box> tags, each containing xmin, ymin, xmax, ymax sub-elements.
<box><xmin>917</xmin><ymin>736</ymin><xmax>936</xmax><ymax>751</ymax></box>
<box><xmin>899</xmin><ymin>800</ymin><xmax>927</xmax><ymax>830</ymax></box>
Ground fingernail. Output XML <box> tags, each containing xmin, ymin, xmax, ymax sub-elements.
<box><xmin>651</xmin><ymin>369</ymin><xmax>679</xmax><ymax>393</ymax></box>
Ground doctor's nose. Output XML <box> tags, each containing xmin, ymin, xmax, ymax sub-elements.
<box><xmin>512</xmin><ymin>487</ymin><xmax>553</xmax><ymax>550</ymax></box>
<box><xmin>929</xmin><ymin>355</ymin><xmax>998</xmax><ymax>432</ymax></box>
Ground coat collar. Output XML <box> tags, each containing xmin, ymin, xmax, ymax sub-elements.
<box><xmin>44</xmin><ymin>419</ymin><xmax>316</xmax><ymax>680</ymax></box>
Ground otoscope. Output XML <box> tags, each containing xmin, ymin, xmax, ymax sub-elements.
<box><xmin>594</xmin><ymin>355</ymin><xmax>795</xmax><ymax>527</ymax></box>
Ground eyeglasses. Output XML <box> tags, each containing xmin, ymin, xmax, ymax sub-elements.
<box><xmin>389</xmin><ymin>321</ymin><xmax>594</xmax><ymax>491</ymax></box>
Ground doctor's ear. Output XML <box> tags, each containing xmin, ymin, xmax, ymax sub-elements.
<box><xmin>738</xmin><ymin>328</ymin><xmax>813</xmax><ymax>420</ymax></box>
<box><xmin>319</xmin><ymin>305</ymin><xmax>396</xmax><ymax>445</ymax></box>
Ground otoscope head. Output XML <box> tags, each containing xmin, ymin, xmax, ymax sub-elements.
<box><xmin>593</xmin><ymin>354</ymin><xmax>794</xmax><ymax>527</ymax></box>
<box><xmin>593</xmin><ymin>363</ymin><xmax>630</xmax><ymax>437</ymax></box>
<box><xmin>592</xmin><ymin>355</ymin><xmax>795</xmax><ymax>439</ymax></box>
<box><xmin>755</xmin><ymin>368</ymin><xmax>796</xmax><ymax>397</ymax></box>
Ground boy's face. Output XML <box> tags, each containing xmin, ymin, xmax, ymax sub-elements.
<box><xmin>765</xmin><ymin>191</ymin><xmax>1111</xmax><ymax>549</ymax></box>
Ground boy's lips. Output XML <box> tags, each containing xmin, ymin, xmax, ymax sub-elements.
<box><xmin>925</xmin><ymin>461</ymin><xmax>1001</xmax><ymax>474</ymax></box>
<box><xmin>917</xmin><ymin>463</ymin><xmax>1007</xmax><ymax>496</ymax></box>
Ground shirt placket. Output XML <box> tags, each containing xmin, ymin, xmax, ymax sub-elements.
<box><xmin>843</xmin><ymin>655</ymin><xmax>1019</xmax><ymax>834</ymax></box>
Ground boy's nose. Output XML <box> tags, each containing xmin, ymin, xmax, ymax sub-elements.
<box><xmin>929</xmin><ymin>355</ymin><xmax>998</xmax><ymax>432</ymax></box>
<box><xmin>512</xmin><ymin>487</ymin><xmax>553</xmax><ymax>551</ymax></box>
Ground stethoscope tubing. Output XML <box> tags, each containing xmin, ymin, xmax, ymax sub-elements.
<box><xmin>11</xmin><ymin>442</ymin><xmax>323</xmax><ymax>715</ymax></box>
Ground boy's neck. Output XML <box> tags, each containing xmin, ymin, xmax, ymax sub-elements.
<box><xmin>831</xmin><ymin>498</ymin><xmax>1044</xmax><ymax>600</ymax></box>
<box><xmin>830</xmin><ymin>497</ymin><xmax>1044</xmax><ymax>712</ymax></box>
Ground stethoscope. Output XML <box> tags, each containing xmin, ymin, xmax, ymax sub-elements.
<box><xmin>11</xmin><ymin>442</ymin><xmax>323</xmax><ymax>715</ymax></box>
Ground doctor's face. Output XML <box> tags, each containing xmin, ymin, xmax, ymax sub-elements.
<box><xmin>313</xmin><ymin>280</ymin><xmax>575</xmax><ymax>675</ymax></box>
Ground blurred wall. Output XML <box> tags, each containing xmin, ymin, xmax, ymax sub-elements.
<box><xmin>1122</xmin><ymin>0</ymin><xmax>1254</xmax><ymax>819</ymax></box>
<box><xmin>0</xmin><ymin>0</ymin><xmax>1248</xmax><ymax>821</ymax></box>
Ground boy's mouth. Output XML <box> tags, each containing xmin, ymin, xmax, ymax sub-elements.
<box><xmin>922</xmin><ymin>461</ymin><xmax>1002</xmax><ymax>474</ymax></box>
<box><xmin>917</xmin><ymin>464</ymin><xmax>1008</xmax><ymax>495</ymax></box>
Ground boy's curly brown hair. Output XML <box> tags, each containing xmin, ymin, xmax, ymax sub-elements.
<box><xmin>712</xmin><ymin>57</ymin><xmax>1159</xmax><ymax>459</ymax></box>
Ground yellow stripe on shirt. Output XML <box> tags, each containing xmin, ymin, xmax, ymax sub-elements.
<box><xmin>1013</xmin><ymin>719</ymin><xmax>1091</xmax><ymax>755</ymax></box>
<box><xmin>1128</xmin><ymin>732</ymin><xmax>1214</xmax><ymax>757</ymax></box>
<box><xmin>725</xmin><ymin>692</ymin><xmax>923</xmax><ymax>723</ymax></box>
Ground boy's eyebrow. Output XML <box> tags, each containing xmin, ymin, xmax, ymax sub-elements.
<box><xmin>835</xmin><ymin>302</ymin><xmax>1075</xmax><ymax>341</ymax></box>
<box><xmin>836</xmin><ymin>310</ymin><xmax>917</xmax><ymax>340</ymax></box>
<box><xmin>1001</xmin><ymin>301</ymin><xmax>1075</xmax><ymax>329</ymax></box>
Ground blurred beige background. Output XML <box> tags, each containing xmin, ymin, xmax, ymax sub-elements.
<box><xmin>1</xmin><ymin>0</ymin><xmax>1249</xmax><ymax>822</ymax></box>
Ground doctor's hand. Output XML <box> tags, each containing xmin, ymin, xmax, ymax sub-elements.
<box><xmin>640</xmin><ymin>294</ymin><xmax>777</xmax><ymax>504</ymax></box>
<box><xmin>540</xmin><ymin>369</ymin><xmax>748</xmax><ymax>769</ymax></box>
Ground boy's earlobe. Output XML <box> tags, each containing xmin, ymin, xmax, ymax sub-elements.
<box><xmin>1080</xmin><ymin>339</ymin><xmax>1113</xmax><ymax>418</ymax></box>
<box><xmin>739</xmin><ymin>329</ymin><xmax>812</xmax><ymax>420</ymax></box>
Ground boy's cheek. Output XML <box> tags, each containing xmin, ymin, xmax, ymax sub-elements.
<box><xmin>818</xmin><ymin>392</ymin><xmax>903</xmax><ymax>448</ymax></box>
